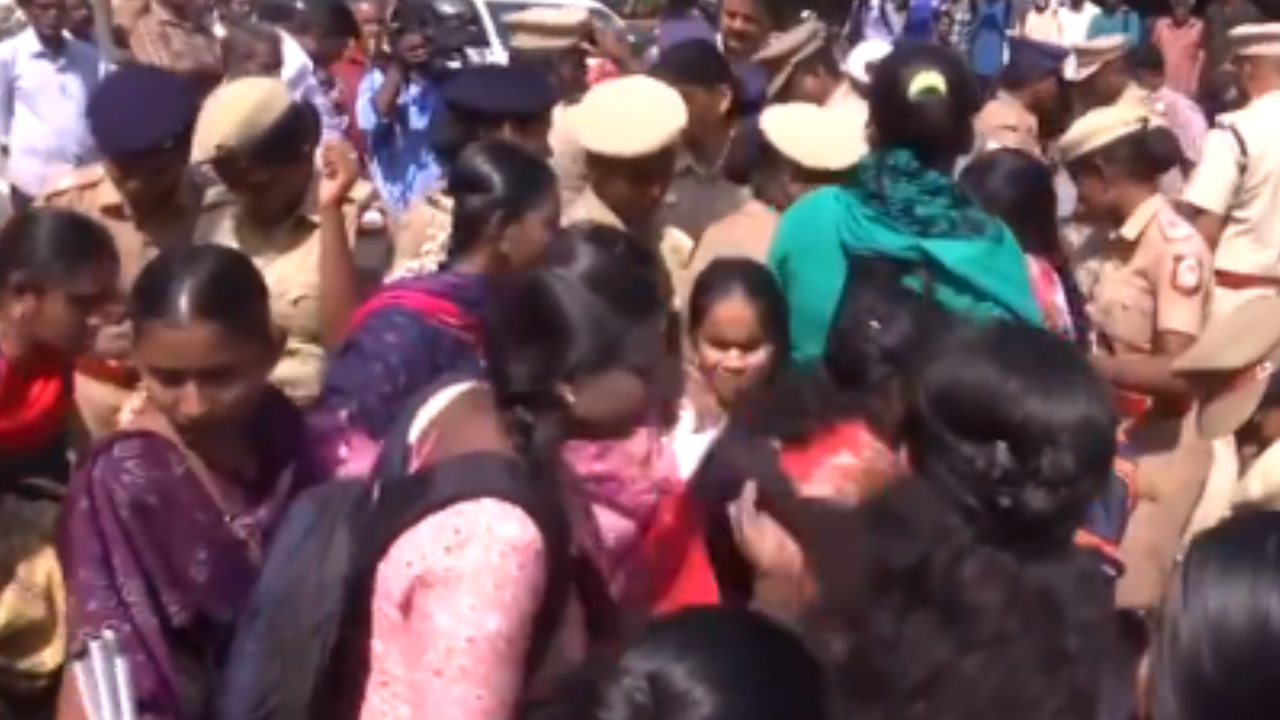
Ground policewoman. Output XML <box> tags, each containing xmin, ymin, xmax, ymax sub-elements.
<box><xmin>190</xmin><ymin>77</ymin><xmax>363</xmax><ymax>407</ymax></box>
<box><xmin>38</xmin><ymin>65</ymin><xmax>207</xmax><ymax>439</ymax></box>
<box><xmin>503</xmin><ymin>7</ymin><xmax>595</xmax><ymax>207</ymax></box>
<box><xmin>681</xmin><ymin>101</ymin><xmax>865</xmax><ymax>306</ymax></box>
<box><xmin>563</xmin><ymin>75</ymin><xmax>696</xmax><ymax>310</ymax></box>
<box><xmin>1059</xmin><ymin>103</ymin><xmax>1214</xmax><ymax>609</ymax></box>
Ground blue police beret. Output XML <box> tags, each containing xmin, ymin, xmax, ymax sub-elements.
<box><xmin>87</xmin><ymin>65</ymin><xmax>202</xmax><ymax>159</ymax></box>
<box><xmin>437</xmin><ymin>65</ymin><xmax>557</xmax><ymax>118</ymax></box>
<box><xmin>1006</xmin><ymin>37</ymin><xmax>1070</xmax><ymax>78</ymax></box>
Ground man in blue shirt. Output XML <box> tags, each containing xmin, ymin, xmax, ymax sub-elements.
<box><xmin>356</xmin><ymin>9</ymin><xmax>442</xmax><ymax>216</ymax></box>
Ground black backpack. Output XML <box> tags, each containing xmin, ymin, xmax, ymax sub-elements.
<box><xmin>209</xmin><ymin>383</ymin><xmax>590</xmax><ymax>720</ymax></box>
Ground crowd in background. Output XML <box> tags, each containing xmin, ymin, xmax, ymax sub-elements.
<box><xmin>3</xmin><ymin>0</ymin><xmax>1280</xmax><ymax>720</ymax></box>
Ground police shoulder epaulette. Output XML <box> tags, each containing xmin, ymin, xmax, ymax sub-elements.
<box><xmin>660</xmin><ymin>225</ymin><xmax>696</xmax><ymax>270</ymax></box>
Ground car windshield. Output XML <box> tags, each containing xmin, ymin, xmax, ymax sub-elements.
<box><xmin>486</xmin><ymin>1</ymin><xmax>626</xmax><ymax>43</ymax></box>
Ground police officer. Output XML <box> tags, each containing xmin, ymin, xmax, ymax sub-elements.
<box><xmin>502</xmin><ymin>7</ymin><xmax>595</xmax><ymax>208</ymax></box>
<box><xmin>975</xmin><ymin>37</ymin><xmax>1068</xmax><ymax>158</ymax></box>
<box><xmin>1182</xmin><ymin>23</ymin><xmax>1280</xmax><ymax>320</ymax></box>
<box><xmin>38</xmin><ymin>64</ymin><xmax>206</xmax><ymax>439</ymax></box>
<box><xmin>1064</xmin><ymin>34</ymin><xmax>1148</xmax><ymax>113</ymax></box>
<box><xmin>564</xmin><ymin>74</ymin><xmax>694</xmax><ymax>308</ymax></box>
<box><xmin>684</xmin><ymin>101</ymin><xmax>865</xmax><ymax>305</ymax></box>
<box><xmin>389</xmin><ymin>63</ymin><xmax>558</xmax><ymax>277</ymax></box>
<box><xmin>754</xmin><ymin>17</ymin><xmax>856</xmax><ymax>109</ymax></box>
<box><xmin>1060</xmin><ymin>103</ymin><xmax>1214</xmax><ymax>609</ymax></box>
<box><xmin>190</xmin><ymin>76</ymin><xmax>363</xmax><ymax>406</ymax></box>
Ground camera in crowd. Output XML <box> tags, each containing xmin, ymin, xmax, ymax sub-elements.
<box><xmin>389</xmin><ymin>0</ymin><xmax>490</xmax><ymax>77</ymax></box>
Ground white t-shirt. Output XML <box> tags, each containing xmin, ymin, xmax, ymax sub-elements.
<box><xmin>1057</xmin><ymin>0</ymin><xmax>1100</xmax><ymax>46</ymax></box>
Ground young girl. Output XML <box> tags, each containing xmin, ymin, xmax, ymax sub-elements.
<box><xmin>0</xmin><ymin>209</ymin><xmax>118</xmax><ymax>720</ymax></box>
<box><xmin>59</xmin><ymin>245</ymin><xmax>326</xmax><ymax>720</ymax></box>
<box><xmin>650</xmin><ymin>260</ymin><xmax>955</xmax><ymax>617</ymax></box>
<box><xmin>681</xmin><ymin>258</ymin><xmax>789</xmax><ymax>437</ymax></box>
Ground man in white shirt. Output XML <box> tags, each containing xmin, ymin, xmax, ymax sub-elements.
<box><xmin>1057</xmin><ymin>0</ymin><xmax>1100</xmax><ymax>46</ymax></box>
<box><xmin>223</xmin><ymin>0</ymin><xmax>354</xmax><ymax>137</ymax></box>
<box><xmin>0</xmin><ymin>0</ymin><xmax>105</xmax><ymax>210</ymax></box>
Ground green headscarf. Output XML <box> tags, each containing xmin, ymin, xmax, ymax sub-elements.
<box><xmin>767</xmin><ymin>148</ymin><xmax>1045</xmax><ymax>362</ymax></box>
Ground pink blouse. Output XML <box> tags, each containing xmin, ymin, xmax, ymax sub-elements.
<box><xmin>359</xmin><ymin>500</ymin><xmax>547</xmax><ymax>720</ymax></box>
<box><xmin>1152</xmin><ymin>18</ymin><xmax>1203</xmax><ymax>97</ymax></box>
<box><xmin>562</xmin><ymin>424</ymin><xmax>683</xmax><ymax>613</ymax></box>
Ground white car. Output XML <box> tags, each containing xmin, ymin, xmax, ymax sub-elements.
<box><xmin>470</xmin><ymin>0</ymin><xmax>634</xmax><ymax>66</ymax></box>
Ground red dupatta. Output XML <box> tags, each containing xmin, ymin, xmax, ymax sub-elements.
<box><xmin>0</xmin><ymin>347</ymin><xmax>72</xmax><ymax>454</ymax></box>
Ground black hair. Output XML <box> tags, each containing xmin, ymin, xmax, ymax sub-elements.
<box><xmin>238</xmin><ymin>100</ymin><xmax>322</xmax><ymax>166</ymax></box>
<box><xmin>221</xmin><ymin>21</ymin><xmax>284</xmax><ymax>79</ymax></box>
<box><xmin>0</xmin><ymin>208</ymin><xmax>119</xmax><ymax>293</ymax></box>
<box><xmin>387</xmin><ymin>0</ymin><xmax>429</xmax><ymax>40</ymax></box>
<box><xmin>1067</xmin><ymin>121</ymin><xmax>1183</xmax><ymax>181</ymax></box>
<box><xmin>734</xmin><ymin>257</ymin><xmax>957</xmax><ymax>445</ymax></box>
<box><xmin>868</xmin><ymin>42</ymin><xmax>982</xmax><ymax>168</ymax></box>
<box><xmin>484</xmin><ymin>221</ymin><xmax>666</xmax><ymax>495</ymax></box>
<box><xmin>903</xmin><ymin>321</ymin><xmax>1117</xmax><ymax>550</ymax></box>
<box><xmin>446</xmin><ymin>138</ymin><xmax>557</xmax><ymax>262</ymax></box>
<box><xmin>687</xmin><ymin>258</ymin><xmax>790</xmax><ymax>381</ymax></box>
<box><xmin>525</xmin><ymin>607</ymin><xmax>827</xmax><ymax>720</ymax></box>
<box><xmin>129</xmin><ymin>244</ymin><xmax>274</xmax><ymax>344</ymax></box>
<box><xmin>959</xmin><ymin>149</ymin><xmax>1063</xmax><ymax>260</ymax></box>
<box><xmin>294</xmin><ymin>0</ymin><xmax>360</xmax><ymax>40</ymax></box>
<box><xmin>650</xmin><ymin>39</ymin><xmax>743</xmax><ymax>117</ymax></box>
<box><xmin>1151</xmin><ymin>510</ymin><xmax>1280</xmax><ymax>720</ymax></box>
<box><xmin>688</xmin><ymin>258</ymin><xmax>788</xmax><ymax>345</ymax></box>
<box><xmin>780</xmin><ymin>320</ymin><xmax>1119</xmax><ymax>720</ymax></box>
<box><xmin>1125</xmin><ymin>43</ymin><xmax>1164</xmax><ymax>76</ymax></box>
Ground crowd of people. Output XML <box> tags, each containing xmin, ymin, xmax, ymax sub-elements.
<box><xmin>4</xmin><ymin>0</ymin><xmax>1280</xmax><ymax>718</ymax></box>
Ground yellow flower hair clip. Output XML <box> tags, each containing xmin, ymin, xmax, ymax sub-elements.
<box><xmin>906</xmin><ymin>70</ymin><xmax>948</xmax><ymax>100</ymax></box>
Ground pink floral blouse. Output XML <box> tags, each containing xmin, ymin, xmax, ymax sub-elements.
<box><xmin>358</xmin><ymin>500</ymin><xmax>548</xmax><ymax>720</ymax></box>
<box><xmin>562</xmin><ymin>423</ymin><xmax>683</xmax><ymax>613</ymax></box>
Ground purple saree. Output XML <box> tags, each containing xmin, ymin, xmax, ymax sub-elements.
<box><xmin>57</xmin><ymin>388</ymin><xmax>324</xmax><ymax>720</ymax></box>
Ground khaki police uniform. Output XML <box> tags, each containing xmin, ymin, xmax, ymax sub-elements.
<box><xmin>685</xmin><ymin>200</ymin><xmax>777</xmax><ymax>301</ymax></box>
<box><xmin>35</xmin><ymin>63</ymin><xmax>208</xmax><ymax>439</ymax></box>
<box><xmin>190</xmin><ymin>77</ymin><xmax>365</xmax><ymax>406</ymax></box>
<box><xmin>550</xmin><ymin>102</ymin><xmax>589</xmax><ymax>209</ymax></box>
<box><xmin>502</xmin><ymin>8</ymin><xmax>593</xmax><ymax>209</ymax></box>
<box><xmin>193</xmin><ymin>187</ymin><xmax>361</xmax><ymax>405</ymax></box>
<box><xmin>678</xmin><ymin>101</ymin><xmax>863</xmax><ymax>306</ymax></box>
<box><xmin>664</xmin><ymin>153</ymin><xmax>751</xmax><ymax>243</ymax></box>
<box><xmin>564</xmin><ymin>75</ymin><xmax>695</xmax><ymax>308</ymax></box>
<box><xmin>1172</xmin><ymin>296</ymin><xmax>1280</xmax><ymax>529</ymax></box>
<box><xmin>1062</xmin><ymin>104</ymin><xmax>1215</xmax><ymax>609</ymax></box>
<box><xmin>1183</xmin><ymin>25</ymin><xmax>1280</xmax><ymax>320</ymax></box>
